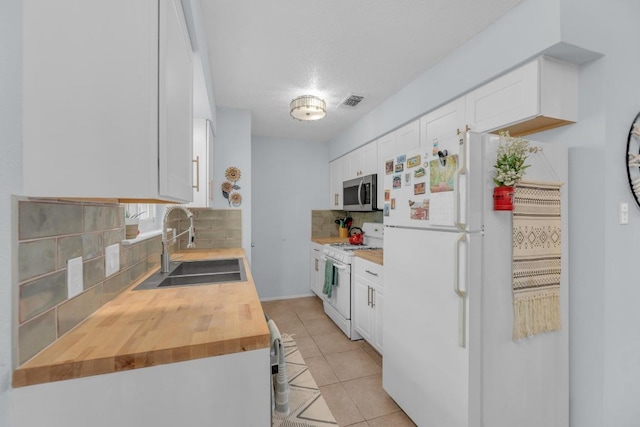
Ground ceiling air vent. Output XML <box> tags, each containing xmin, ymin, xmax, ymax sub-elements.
<box><xmin>340</xmin><ymin>94</ymin><xmax>364</xmax><ymax>108</ymax></box>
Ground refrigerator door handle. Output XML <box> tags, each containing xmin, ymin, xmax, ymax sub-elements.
<box><xmin>454</xmin><ymin>133</ymin><xmax>468</xmax><ymax>230</ymax></box>
<box><xmin>454</xmin><ymin>234</ymin><xmax>468</xmax><ymax>348</ymax></box>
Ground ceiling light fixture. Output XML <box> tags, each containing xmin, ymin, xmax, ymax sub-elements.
<box><xmin>290</xmin><ymin>95</ymin><xmax>326</xmax><ymax>121</ymax></box>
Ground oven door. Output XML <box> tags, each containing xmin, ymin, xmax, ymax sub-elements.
<box><xmin>323</xmin><ymin>257</ymin><xmax>352</xmax><ymax>320</ymax></box>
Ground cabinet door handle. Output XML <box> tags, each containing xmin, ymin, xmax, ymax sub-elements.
<box><xmin>315</xmin><ymin>259</ymin><xmax>318</xmax><ymax>271</ymax></box>
<box><xmin>192</xmin><ymin>156</ymin><xmax>200</xmax><ymax>191</ymax></box>
<box><xmin>365</xmin><ymin>269</ymin><xmax>378</xmax><ymax>277</ymax></box>
<box><xmin>367</xmin><ymin>286</ymin><xmax>372</xmax><ymax>307</ymax></box>
<box><xmin>371</xmin><ymin>288</ymin><xmax>375</xmax><ymax>308</ymax></box>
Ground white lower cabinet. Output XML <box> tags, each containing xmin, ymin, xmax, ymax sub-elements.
<box><xmin>310</xmin><ymin>242</ymin><xmax>326</xmax><ymax>297</ymax></box>
<box><xmin>12</xmin><ymin>349</ymin><xmax>270</xmax><ymax>427</ymax></box>
<box><xmin>353</xmin><ymin>257</ymin><xmax>384</xmax><ymax>354</ymax></box>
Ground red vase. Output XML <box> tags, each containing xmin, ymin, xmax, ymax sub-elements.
<box><xmin>493</xmin><ymin>186</ymin><xmax>514</xmax><ymax>211</ymax></box>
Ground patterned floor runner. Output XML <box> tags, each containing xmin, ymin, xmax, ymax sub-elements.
<box><xmin>272</xmin><ymin>334</ymin><xmax>338</xmax><ymax>427</ymax></box>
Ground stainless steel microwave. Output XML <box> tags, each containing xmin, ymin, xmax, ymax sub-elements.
<box><xmin>343</xmin><ymin>174</ymin><xmax>378</xmax><ymax>211</ymax></box>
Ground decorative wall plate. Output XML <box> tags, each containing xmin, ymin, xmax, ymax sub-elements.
<box><xmin>626</xmin><ymin>112</ymin><xmax>640</xmax><ymax>208</ymax></box>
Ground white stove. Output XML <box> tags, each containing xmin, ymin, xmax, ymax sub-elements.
<box><xmin>321</xmin><ymin>223</ymin><xmax>383</xmax><ymax>340</ymax></box>
<box><xmin>323</xmin><ymin>223</ymin><xmax>384</xmax><ymax>263</ymax></box>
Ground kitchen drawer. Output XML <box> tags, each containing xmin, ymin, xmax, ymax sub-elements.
<box><xmin>355</xmin><ymin>258</ymin><xmax>383</xmax><ymax>286</ymax></box>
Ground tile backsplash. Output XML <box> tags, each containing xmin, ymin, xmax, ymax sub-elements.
<box><xmin>167</xmin><ymin>208</ymin><xmax>242</xmax><ymax>250</ymax></box>
<box><xmin>311</xmin><ymin>210</ymin><xmax>383</xmax><ymax>237</ymax></box>
<box><xmin>15</xmin><ymin>198</ymin><xmax>162</xmax><ymax>365</ymax></box>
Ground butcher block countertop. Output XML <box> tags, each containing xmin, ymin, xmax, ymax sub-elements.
<box><xmin>355</xmin><ymin>249</ymin><xmax>383</xmax><ymax>265</ymax></box>
<box><xmin>12</xmin><ymin>248</ymin><xmax>270</xmax><ymax>388</ymax></box>
<box><xmin>311</xmin><ymin>236</ymin><xmax>349</xmax><ymax>245</ymax></box>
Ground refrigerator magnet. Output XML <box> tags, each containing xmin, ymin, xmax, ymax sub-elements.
<box><xmin>407</xmin><ymin>155</ymin><xmax>421</xmax><ymax>168</ymax></box>
<box><xmin>414</xmin><ymin>182</ymin><xmax>426</xmax><ymax>195</ymax></box>
<box><xmin>404</xmin><ymin>173</ymin><xmax>411</xmax><ymax>186</ymax></box>
<box><xmin>410</xmin><ymin>199</ymin><xmax>430</xmax><ymax>220</ymax></box>
<box><xmin>397</xmin><ymin>154</ymin><xmax>406</xmax><ymax>164</ymax></box>
<box><xmin>384</xmin><ymin>189</ymin><xmax>390</xmax><ymax>201</ymax></box>
<box><xmin>414</xmin><ymin>167</ymin><xmax>426</xmax><ymax>178</ymax></box>
<box><xmin>393</xmin><ymin>175</ymin><xmax>402</xmax><ymax>189</ymax></box>
<box><xmin>429</xmin><ymin>154</ymin><xmax>458</xmax><ymax>193</ymax></box>
<box><xmin>390</xmin><ymin>198</ymin><xmax>396</xmax><ymax>209</ymax></box>
<box><xmin>385</xmin><ymin>160</ymin><xmax>394</xmax><ymax>175</ymax></box>
<box><xmin>383</xmin><ymin>204</ymin><xmax>390</xmax><ymax>216</ymax></box>
<box><xmin>395</xmin><ymin>163</ymin><xmax>404</xmax><ymax>173</ymax></box>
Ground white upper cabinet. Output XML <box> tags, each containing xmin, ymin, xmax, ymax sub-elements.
<box><xmin>344</xmin><ymin>140</ymin><xmax>379</xmax><ymax>180</ymax></box>
<box><xmin>362</xmin><ymin>142</ymin><xmax>378</xmax><ymax>176</ymax></box>
<box><xmin>346</xmin><ymin>150</ymin><xmax>365</xmax><ymax>179</ymax></box>
<box><xmin>378</xmin><ymin>120</ymin><xmax>420</xmax><ymax>163</ymax></box>
<box><xmin>189</xmin><ymin>119</ymin><xmax>214</xmax><ymax>207</ymax></box>
<box><xmin>465</xmin><ymin>56</ymin><xmax>578</xmax><ymax>136</ymax></box>
<box><xmin>23</xmin><ymin>0</ymin><xmax>193</xmax><ymax>202</ymax></box>
<box><xmin>395</xmin><ymin>120</ymin><xmax>421</xmax><ymax>154</ymax></box>
<box><xmin>330</xmin><ymin>140</ymin><xmax>379</xmax><ymax>210</ymax></box>
<box><xmin>420</xmin><ymin>97</ymin><xmax>467</xmax><ymax>151</ymax></box>
<box><xmin>329</xmin><ymin>157</ymin><xmax>346</xmax><ymax>209</ymax></box>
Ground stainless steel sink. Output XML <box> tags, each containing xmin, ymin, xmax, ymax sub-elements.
<box><xmin>133</xmin><ymin>258</ymin><xmax>247</xmax><ymax>290</ymax></box>
<box><xmin>168</xmin><ymin>259</ymin><xmax>243</xmax><ymax>277</ymax></box>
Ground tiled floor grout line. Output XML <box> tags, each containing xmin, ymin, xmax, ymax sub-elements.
<box><xmin>263</xmin><ymin>296</ymin><xmax>415</xmax><ymax>427</ymax></box>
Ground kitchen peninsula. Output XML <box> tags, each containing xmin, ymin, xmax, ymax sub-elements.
<box><xmin>12</xmin><ymin>248</ymin><xmax>270</xmax><ymax>427</ymax></box>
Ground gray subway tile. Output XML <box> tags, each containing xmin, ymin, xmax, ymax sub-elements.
<box><xmin>194</xmin><ymin>229</ymin><xmax>227</xmax><ymax>240</ymax></box>
<box><xmin>193</xmin><ymin>209</ymin><xmax>226</xmax><ymax>220</ymax></box>
<box><xmin>147</xmin><ymin>255</ymin><xmax>160</xmax><ymax>270</ymax></box>
<box><xmin>57</xmin><ymin>233</ymin><xmax>103</xmax><ymax>269</ymax></box>
<box><xmin>18</xmin><ymin>239</ymin><xmax>56</xmax><ymax>282</ymax></box>
<box><xmin>103</xmin><ymin>269</ymin><xmax>132</xmax><ymax>303</ymax></box>
<box><xmin>18</xmin><ymin>309</ymin><xmax>57</xmax><ymax>365</ymax></box>
<box><xmin>191</xmin><ymin>240</ymin><xmax>214</xmax><ymax>249</ymax></box>
<box><xmin>83</xmin><ymin>257</ymin><xmax>105</xmax><ymax>290</ymax></box>
<box><xmin>227</xmin><ymin>209</ymin><xmax>241</xmax><ymax>219</ymax></box>
<box><xmin>57</xmin><ymin>285</ymin><xmax>103</xmax><ymax>336</ymax></box>
<box><xmin>226</xmin><ymin>229</ymin><xmax>242</xmax><ymax>239</ymax></box>
<box><xmin>19</xmin><ymin>201</ymin><xmax>83</xmax><ymax>240</ymax></box>
<box><xmin>131</xmin><ymin>242</ymin><xmax>147</xmax><ymax>264</ymax></box>
<box><xmin>19</xmin><ymin>271</ymin><xmax>67</xmax><ymax>323</ymax></box>
<box><xmin>193</xmin><ymin>219</ymin><xmax>214</xmax><ymax>230</ymax></box>
<box><xmin>146</xmin><ymin>236</ymin><xmax>162</xmax><ymax>255</ymax></box>
<box><xmin>83</xmin><ymin>205</ymin><xmax>122</xmax><ymax>232</ymax></box>
<box><xmin>119</xmin><ymin>247</ymin><xmax>134</xmax><ymax>269</ymax></box>
<box><xmin>103</xmin><ymin>229</ymin><xmax>125</xmax><ymax>247</ymax></box>
<box><xmin>131</xmin><ymin>260</ymin><xmax>149</xmax><ymax>282</ymax></box>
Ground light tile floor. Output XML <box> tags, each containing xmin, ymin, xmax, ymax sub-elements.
<box><xmin>262</xmin><ymin>296</ymin><xmax>416</xmax><ymax>427</ymax></box>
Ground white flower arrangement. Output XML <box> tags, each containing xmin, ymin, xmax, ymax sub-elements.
<box><xmin>493</xmin><ymin>131</ymin><xmax>540</xmax><ymax>187</ymax></box>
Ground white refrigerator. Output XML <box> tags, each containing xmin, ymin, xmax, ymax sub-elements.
<box><xmin>382</xmin><ymin>131</ymin><xmax>569</xmax><ymax>427</ymax></box>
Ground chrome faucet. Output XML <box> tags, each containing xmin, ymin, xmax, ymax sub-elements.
<box><xmin>160</xmin><ymin>205</ymin><xmax>195</xmax><ymax>273</ymax></box>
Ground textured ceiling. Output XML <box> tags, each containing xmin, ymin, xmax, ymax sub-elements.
<box><xmin>201</xmin><ymin>0</ymin><xmax>523</xmax><ymax>143</ymax></box>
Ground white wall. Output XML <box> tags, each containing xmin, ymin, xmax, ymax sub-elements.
<box><xmin>0</xmin><ymin>0</ymin><xmax>22</xmax><ymax>424</ymax></box>
<box><xmin>327</xmin><ymin>1</ymin><xmax>640</xmax><ymax>425</ymax></box>
<box><xmin>213</xmin><ymin>108</ymin><xmax>252</xmax><ymax>262</ymax></box>
<box><xmin>251</xmin><ymin>136</ymin><xmax>329</xmax><ymax>299</ymax></box>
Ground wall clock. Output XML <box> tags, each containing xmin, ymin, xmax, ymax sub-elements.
<box><xmin>627</xmin><ymin>111</ymin><xmax>640</xmax><ymax>208</ymax></box>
